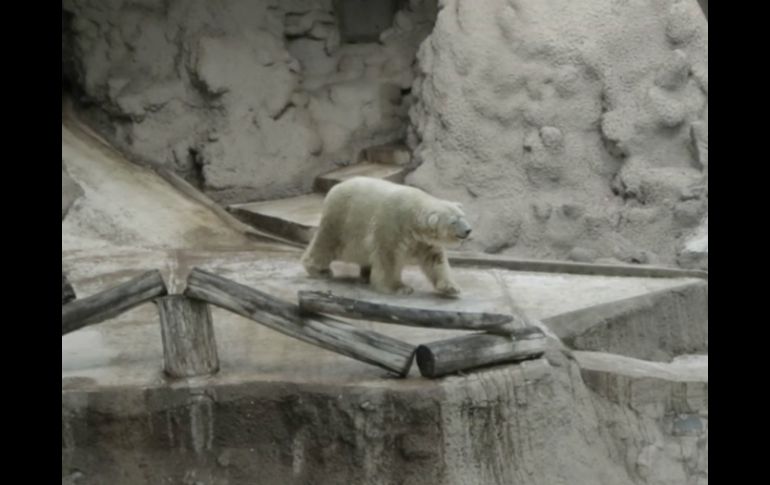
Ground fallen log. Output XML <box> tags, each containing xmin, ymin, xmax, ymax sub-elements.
<box><xmin>297</xmin><ymin>290</ymin><xmax>518</xmax><ymax>334</ymax></box>
<box><xmin>62</xmin><ymin>270</ymin><xmax>167</xmax><ymax>336</ymax></box>
<box><xmin>416</xmin><ymin>327</ymin><xmax>548</xmax><ymax>378</ymax></box>
<box><xmin>184</xmin><ymin>268</ymin><xmax>415</xmax><ymax>376</ymax></box>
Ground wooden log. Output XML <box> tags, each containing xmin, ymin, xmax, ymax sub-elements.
<box><xmin>416</xmin><ymin>327</ymin><xmax>548</xmax><ymax>378</ymax></box>
<box><xmin>298</xmin><ymin>290</ymin><xmax>518</xmax><ymax>334</ymax></box>
<box><xmin>447</xmin><ymin>252</ymin><xmax>708</xmax><ymax>280</ymax></box>
<box><xmin>62</xmin><ymin>272</ymin><xmax>76</xmax><ymax>305</ymax></box>
<box><xmin>62</xmin><ymin>270</ymin><xmax>167</xmax><ymax>336</ymax></box>
<box><xmin>155</xmin><ymin>295</ymin><xmax>219</xmax><ymax>378</ymax></box>
<box><xmin>184</xmin><ymin>268</ymin><xmax>415</xmax><ymax>376</ymax></box>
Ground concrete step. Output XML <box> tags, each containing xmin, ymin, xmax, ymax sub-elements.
<box><xmin>314</xmin><ymin>162</ymin><xmax>406</xmax><ymax>192</ymax></box>
<box><xmin>360</xmin><ymin>143</ymin><xmax>411</xmax><ymax>166</ymax></box>
<box><xmin>231</xmin><ymin>149</ymin><xmax>410</xmax><ymax>242</ymax></box>
<box><xmin>227</xmin><ymin>193</ymin><xmax>324</xmax><ymax>244</ymax></box>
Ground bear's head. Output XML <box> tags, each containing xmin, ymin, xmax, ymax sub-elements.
<box><xmin>419</xmin><ymin>201</ymin><xmax>472</xmax><ymax>246</ymax></box>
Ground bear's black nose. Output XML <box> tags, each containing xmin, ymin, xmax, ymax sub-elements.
<box><xmin>463</xmin><ymin>228</ymin><xmax>472</xmax><ymax>237</ymax></box>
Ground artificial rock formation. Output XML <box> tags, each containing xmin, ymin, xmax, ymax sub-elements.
<box><xmin>62</xmin><ymin>160</ymin><xmax>84</xmax><ymax>220</ymax></box>
<box><xmin>63</xmin><ymin>0</ymin><xmax>708</xmax><ymax>268</ymax></box>
<box><xmin>63</xmin><ymin>0</ymin><xmax>436</xmax><ymax>204</ymax></box>
<box><xmin>407</xmin><ymin>0</ymin><xmax>708</xmax><ymax>266</ymax></box>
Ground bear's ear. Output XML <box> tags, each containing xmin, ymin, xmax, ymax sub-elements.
<box><xmin>427</xmin><ymin>212</ymin><xmax>440</xmax><ymax>228</ymax></box>
<box><xmin>453</xmin><ymin>202</ymin><xmax>464</xmax><ymax>211</ymax></box>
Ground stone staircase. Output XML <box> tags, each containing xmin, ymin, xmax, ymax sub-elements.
<box><xmin>227</xmin><ymin>144</ymin><xmax>410</xmax><ymax>244</ymax></box>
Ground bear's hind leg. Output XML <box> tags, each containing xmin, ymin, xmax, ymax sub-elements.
<box><xmin>301</xmin><ymin>226</ymin><xmax>337</xmax><ymax>278</ymax></box>
<box><xmin>370</xmin><ymin>253</ymin><xmax>413</xmax><ymax>295</ymax></box>
<box><xmin>360</xmin><ymin>265</ymin><xmax>371</xmax><ymax>283</ymax></box>
<box><xmin>418</xmin><ymin>246</ymin><xmax>461</xmax><ymax>297</ymax></box>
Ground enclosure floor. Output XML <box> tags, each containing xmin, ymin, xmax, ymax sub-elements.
<box><xmin>62</xmin><ymin>247</ymin><xmax>700</xmax><ymax>390</ymax></box>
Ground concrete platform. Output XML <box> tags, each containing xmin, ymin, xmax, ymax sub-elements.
<box><xmin>62</xmin><ymin>247</ymin><xmax>707</xmax><ymax>485</ymax></box>
<box><xmin>227</xmin><ymin>194</ymin><xmax>324</xmax><ymax>244</ymax></box>
<box><xmin>314</xmin><ymin>162</ymin><xmax>406</xmax><ymax>192</ymax></box>
<box><xmin>62</xmin><ymin>248</ymin><xmax>705</xmax><ymax>388</ymax></box>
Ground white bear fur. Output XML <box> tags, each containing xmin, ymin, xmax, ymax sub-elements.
<box><xmin>301</xmin><ymin>177</ymin><xmax>472</xmax><ymax>296</ymax></box>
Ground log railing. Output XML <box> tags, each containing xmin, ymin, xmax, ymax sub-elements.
<box><xmin>62</xmin><ymin>258</ymin><xmax>707</xmax><ymax>378</ymax></box>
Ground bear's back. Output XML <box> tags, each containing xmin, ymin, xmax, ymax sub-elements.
<box><xmin>331</xmin><ymin>176</ymin><xmax>403</xmax><ymax>198</ymax></box>
<box><xmin>324</xmin><ymin>176</ymin><xmax>425</xmax><ymax>235</ymax></box>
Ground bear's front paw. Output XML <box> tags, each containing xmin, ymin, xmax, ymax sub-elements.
<box><xmin>393</xmin><ymin>284</ymin><xmax>415</xmax><ymax>295</ymax></box>
<box><xmin>436</xmin><ymin>281</ymin><xmax>461</xmax><ymax>298</ymax></box>
<box><xmin>306</xmin><ymin>267</ymin><xmax>333</xmax><ymax>279</ymax></box>
<box><xmin>360</xmin><ymin>266</ymin><xmax>372</xmax><ymax>283</ymax></box>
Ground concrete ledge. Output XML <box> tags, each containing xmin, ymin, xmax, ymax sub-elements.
<box><xmin>449</xmin><ymin>252</ymin><xmax>708</xmax><ymax>280</ymax></box>
<box><xmin>63</xmin><ymin>360</ymin><xmax>552</xmax><ymax>485</ymax></box>
<box><xmin>314</xmin><ymin>163</ymin><xmax>406</xmax><ymax>192</ymax></box>
<box><xmin>228</xmin><ymin>194</ymin><xmax>324</xmax><ymax>245</ymax></box>
<box><xmin>546</xmin><ymin>281</ymin><xmax>708</xmax><ymax>361</ymax></box>
<box><xmin>577</xmin><ymin>351</ymin><xmax>707</xmax><ymax>415</ymax></box>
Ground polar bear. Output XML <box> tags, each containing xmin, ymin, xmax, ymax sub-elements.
<box><xmin>301</xmin><ymin>177</ymin><xmax>472</xmax><ymax>296</ymax></box>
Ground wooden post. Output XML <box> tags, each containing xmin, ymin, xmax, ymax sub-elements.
<box><xmin>298</xmin><ymin>290</ymin><xmax>518</xmax><ymax>334</ymax></box>
<box><xmin>155</xmin><ymin>295</ymin><xmax>219</xmax><ymax>378</ymax></box>
<box><xmin>184</xmin><ymin>268</ymin><xmax>415</xmax><ymax>376</ymax></box>
<box><xmin>62</xmin><ymin>272</ymin><xmax>76</xmax><ymax>305</ymax></box>
<box><xmin>62</xmin><ymin>270</ymin><xmax>167</xmax><ymax>336</ymax></box>
<box><xmin>415</xmin><ymin>327</ymin><xmax>548</xmax><ymax>378</ymax></box>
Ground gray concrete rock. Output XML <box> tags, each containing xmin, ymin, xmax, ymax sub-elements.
<box><xmin>62</xmin><ymin>160</ymin><xmax>83</xmax><ymax>221</ymax></box>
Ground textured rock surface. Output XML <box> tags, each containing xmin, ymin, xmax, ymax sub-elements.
<box><xmin>63</xmin><ymin>0</ymin><xmax>708</xmax><ymax>268</ymax></box>
<box><xmin>407</xmin><ymin>0</ymin><xmax>708</xmax><ymax>267</ymax></box>
<box><xmin>62</xmin><ymin>159</ymin><xmax>84</xmax><ymax>221</ymax></box>
<box><xmin>62</xmin><ymin>359</ymin><xmax>634</xmax><ymax>485</ymax></box>
<box><xmin>578</xmin><ymin>351</ymin><xmax>708</xmax><ymax>485</ymax></box>
<box><xmin>62</xmin><ymin>0</ymin><xmax>437</xmax><ymax>204</ymax></box>
<box><xmin>678</xmin><ymin>216</ymin><xmax>708</xmax><ymax>270</ymax></box>
<box><xmin>63</xmin><ymin>342</ymin><xmax>707</xmax><ymax>485</ymax></box>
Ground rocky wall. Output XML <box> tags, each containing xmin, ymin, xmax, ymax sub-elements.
<box><xmin>63</xmin><ymin>0</ymin><xmax>437</xmax><ymax>203</ymax></box>
<box><xmin>407</xmin><ymin>0</ymin><xmax>708</xmax><ymax>267</ymax></box>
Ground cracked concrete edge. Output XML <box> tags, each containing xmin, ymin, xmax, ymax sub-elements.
<box><xmin>448</xmin><ymin>252</ymin><xmax>708</xmax><ymax>280</ymax></box>
<box><xmin>543</xmin><ymin>280</ymin><xmax>704</xmax><ymax>340</ymax></box>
